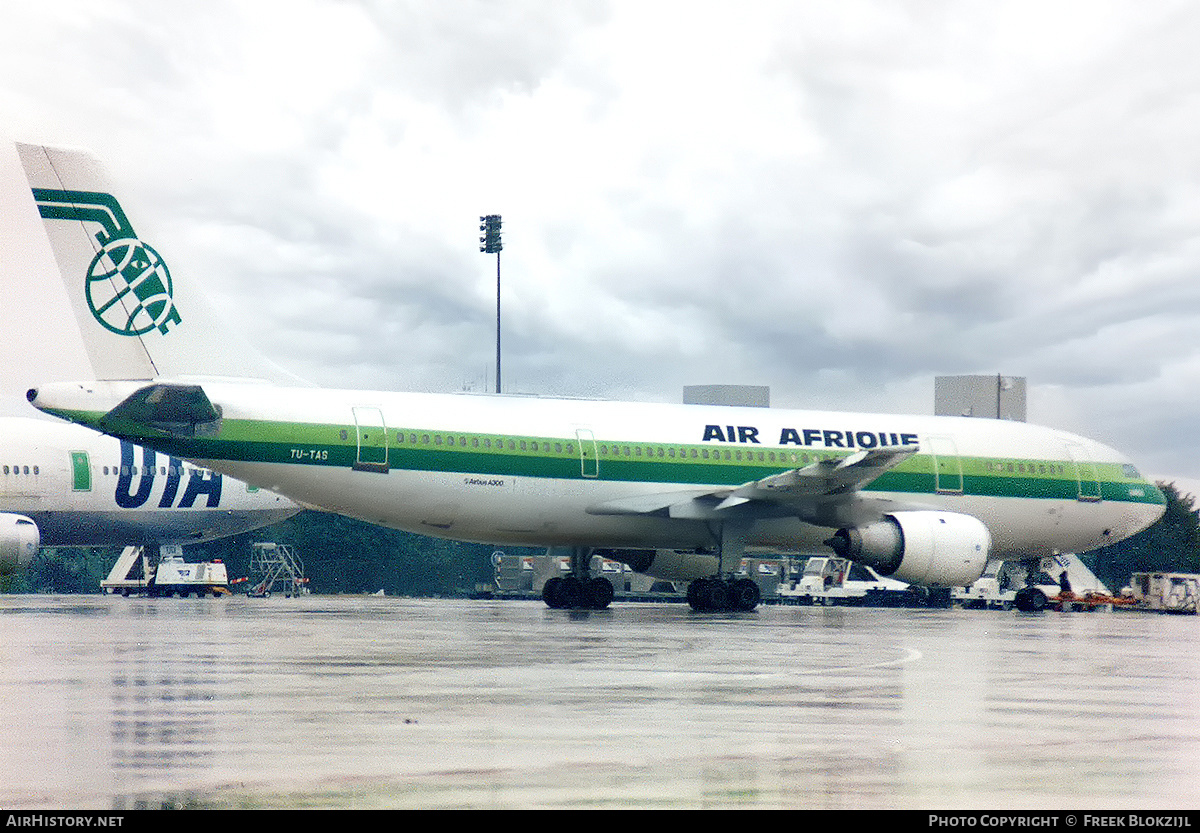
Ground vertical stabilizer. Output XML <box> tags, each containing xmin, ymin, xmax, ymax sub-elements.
<box><xmin>15</xmin><ymin>143</ymin><xmax>304</xmax><ymax>385</ymax></box>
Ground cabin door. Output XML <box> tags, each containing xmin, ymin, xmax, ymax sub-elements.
<box><xmin>928</xmin><ymin>435</ymin><xmax>963</xmax><ymax>494</ymax></box>
<box><xmin>576</xmin><ymin>428</ymin><xmax>599</xmax><ymax>478</ymax></box>
<box><xmin>1065</xmin><ymin>443</ymin><xmax>1102</xmax><ymax>501</ymax></box>
<box><xmin>352</xmin><ymin>407</ymin><xmax>389</xmax><ymax>473</ymax></box>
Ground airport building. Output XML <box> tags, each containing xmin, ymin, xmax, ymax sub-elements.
<box><xmin>934</xmin><ymin>375</ymin><xmax>1026</xmax><ymax>421</ymax></box>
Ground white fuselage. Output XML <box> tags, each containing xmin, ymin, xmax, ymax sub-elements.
<box><xmin>29</xmin><ymin>381</ymin><xmax>1166</xmax><ymax>559</ymax></box>
<box><xmin>1</xmin><ymin>416</ymin><xmax>299</xmax><ymax>546</ymax></box>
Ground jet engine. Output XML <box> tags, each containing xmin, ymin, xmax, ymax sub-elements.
<box><xmin>0</xmin><ymin>513</ymin><xmax>40</xmax><ymax>578</ymax></box>
<box><xmin>599</xmin><ymin>549</ymin><xmax>720</xmax><ymax>582</ymax></box>
<box><xmin>825</xmin><ymin>510</ymin><xmax>990</xmax><ymax>587</ymax></box>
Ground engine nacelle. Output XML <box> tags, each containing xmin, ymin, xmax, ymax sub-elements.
<box><xmin>826</xmin><ymin>510</ymin><xmax>990</xmax><ymax>587</ymax></box>
<box><xmin>599</xmin><ymin>549</ymin><xmax>719</xmax><ymax>582</ymax></box>
<box><xmin>0</xmin><ymin>513</ymin><xmax>41</xmax><ymax>578</ymax></box>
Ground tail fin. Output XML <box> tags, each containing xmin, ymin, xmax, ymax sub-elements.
<box><xmin>15</xmin><ymin>143</ymin><xmax>303</xmax><ymax>385</ymax></box>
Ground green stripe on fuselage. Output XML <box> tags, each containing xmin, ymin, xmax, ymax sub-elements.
<box><xmin>50</xmin><ymin>410</ymin><xmax>1162</xmax><ymax>507</ymax></box>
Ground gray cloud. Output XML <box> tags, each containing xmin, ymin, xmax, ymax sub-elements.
<box><xmin>3</xmin><ymin>0</ymin><xmax>1200</xmax><ymax>476</ymax></box>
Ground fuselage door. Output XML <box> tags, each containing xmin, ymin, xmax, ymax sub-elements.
<box><xmin>1065</xmin><ymin>443</ymin><xmax>1102</xmax><ymax>501</ymax></box>
<box><xmin>928</xmin><ymin>435</ymin><xmax>963</xmax><ymax>494</ymax></box>
<box><xmin>576</xmin><ymin>428</ymin><xmax>599</xmax><ymax>479</ymax></box>
<box><xmin>352</xmin><ymin>407</ymin><xmax>389</xmax><ymax>473</ymax></box>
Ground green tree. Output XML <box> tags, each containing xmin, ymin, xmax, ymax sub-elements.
<box><xmin>4</xmin><ymin>510</ymin><xmax>516</xmax><ymax>596</ymax></box>
<box><xmin>188</xmin><ymin>510</ymin><xmax>506</xmax><ymax>596</ymax></box>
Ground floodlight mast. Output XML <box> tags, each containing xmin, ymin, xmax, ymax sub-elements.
<box><xmin>479</xmin><ymin>215</ymin><xmax>503</xmax><ymax>393</ymax></box>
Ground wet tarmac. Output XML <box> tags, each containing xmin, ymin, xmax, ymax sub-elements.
<box><xmin>1</xmin><ymin>594</ymin><xmax>1197</xmax><ymax>809</ymax></box>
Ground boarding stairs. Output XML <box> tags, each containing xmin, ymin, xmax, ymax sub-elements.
<box><xmin>248</xmin><ymin>542</ymin><xmax>307</xmax><ymax>597</ymax></box>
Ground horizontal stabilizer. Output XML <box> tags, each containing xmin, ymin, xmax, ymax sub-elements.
<box><xmin>100</xmin><ymin>383</ymin><xmax>222</xmax><ymax>438</ymax></box>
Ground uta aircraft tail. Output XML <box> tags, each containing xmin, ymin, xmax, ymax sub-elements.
<box><xmin>15</xmin><ymin>143</ymin><xmax>302</xmax><ymax>386</ymax></box>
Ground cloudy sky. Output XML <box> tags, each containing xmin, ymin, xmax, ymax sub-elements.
<box><xmin>2</xmin><ymin>0</ymin><xmax>1200</xmax><ymax>481</ymax></box>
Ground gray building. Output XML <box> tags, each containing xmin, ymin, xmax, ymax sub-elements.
<box><xmin>934</xmin><ymin>375</ymin><xmax>1026</xmax><ymax>421</ymax></box>
<box><xmin>682</xmin><ymin>385</ymin><xmax>770</xmax><ymax>408</ymax></box>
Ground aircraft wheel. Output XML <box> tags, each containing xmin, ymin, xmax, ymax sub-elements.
<box><xmin>586</xmin><ymin>577</ymin><xmax>614</xmax><ymax>610</ymax></box>
<box><xmin>730</xmin><ymin>578</ymin><xmax>761</xmax><ymax>612</ymax></box>
<box><xmin>1014</xmin><ymin>587</ymin><xmax>1049</xmax><ymax>613</ymax></box>
<box><xmin>704</xmin><ymin>580</ymin><xmax>729</xmax><ymax>612</ymax></box>
<box><xmin>542</xmin><ymin>577</ymin><xmax>564</xmax><ymax>608</ymax></box>
<box><xmin>559</xmin><ymin>576</ymin><xmax>586</xmax><ymax>608</ymax></box>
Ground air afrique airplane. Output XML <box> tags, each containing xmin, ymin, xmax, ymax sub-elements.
<box><xmin>14</xmin><ymin>142</ymin><xmax>1167</xmax><ymax>612</ymax></box>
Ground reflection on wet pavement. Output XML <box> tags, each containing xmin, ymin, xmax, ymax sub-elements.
<box><xmin>1</xmin><ymin>596</ymin><xmax>1197</xmax><ymax>808</ymax></box>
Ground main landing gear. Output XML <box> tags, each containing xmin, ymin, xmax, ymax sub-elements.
<box><xmin>541</xmin><ymin>547</ymin><xmax>614</xmax><ymax>610</ymax></box>
<box><xmin>686</xmin><ymin>576</ymin><xmax>761</xmax><ymax>612</ymax></box>
<box><xmin>542</xmin><ymin>574</ymin><xmax>614</xmax><ymax>610</ymax></box>
<box><xmin>685</xmin><ymin>523</ymin><xmax>762</xmax><ymax>613</ymax></box>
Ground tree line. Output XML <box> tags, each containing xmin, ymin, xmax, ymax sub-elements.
<box><xmin>6</xmin><ymin>511</ymin><xmax>525</xmax><ymax>596</ymax></box>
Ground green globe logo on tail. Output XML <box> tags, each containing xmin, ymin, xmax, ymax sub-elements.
<box><xmin>86</xmin><ymin>238</ymin><xmax>179</xmax><ymax>336</ymax></box>
<box><xmin>32</xmin><ymin>187</ymin><xmax>182</xmax><ymax>337</ymax></box>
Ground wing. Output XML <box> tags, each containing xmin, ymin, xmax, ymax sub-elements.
<box><xmin>586</xmin><ymin>446</ymin><xmax>920</xmax><ymax>528</ymax></box>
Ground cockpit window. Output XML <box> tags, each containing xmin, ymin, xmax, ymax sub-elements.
<box><xmin>1122</xmin><ymin>464</ymin><xmax>1141</xmax><ymax>479</ymax></box>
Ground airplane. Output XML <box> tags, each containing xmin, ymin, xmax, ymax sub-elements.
<box><xmin>1</xmin><ymin>414</ymin><xmax>300</xmax><ymax>580</ymax></box>
<box><xmin>11</xmin><ymin>142</ymin><xmax>1168</xmax><ymax>612</ymax></box>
